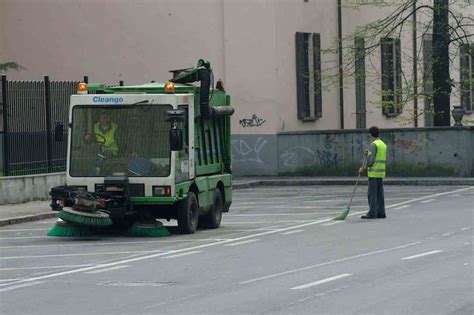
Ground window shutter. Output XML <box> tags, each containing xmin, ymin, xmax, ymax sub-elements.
<box><xmin>295</xmin><ymin>32</ymin><xmax>310</xmax><ymax>119</ymax></box>
<box><xmin>313</xmin><ymin>33</ymin><xmax>322</xmax><ymax>118</ymax></box>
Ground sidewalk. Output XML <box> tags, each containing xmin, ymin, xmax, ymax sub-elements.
<box><xmin>1</xmin><ymin>176</ymin><xmax>473</xmax><ymax>226</ymax></box>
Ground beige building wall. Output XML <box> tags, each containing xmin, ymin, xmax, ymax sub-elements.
<box><xmin>1</xmin><ymin>0</ymin><xmax>472</xmax><ymax>133</ymax></box>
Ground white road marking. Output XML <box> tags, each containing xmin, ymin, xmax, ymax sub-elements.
<box><xmin>421</xmin><ymin>199</ymin><xmax>436</xmax><ymax>204</ymax></box>
<box><xmin>0</xmin><ymin>281</ymin><xmax>44</xmax><ymax>293</ymax></box>
<box><xmin>461</xmin><ymin>227</ymin><xmax>472</xmax><ymax>231</ymax></box>
<box><xmin>0</xmin><ymin>279</ymin><xmax>23</xmax><ymax>282</ymax></box>
<box><xmin>441</xmin><ymin>232</ymin><xmax>454</xmax><ymax>237</ymax></box>
<box><xmin>281</xmin><ymin>230</ymin><xmax>304</xmax><ymax>235</ymax></box>
<box><xmin>291</xmin><ymin>274</ymin><xmax>352</xmax><ymax>290</ymax></box>
<box><xmin>0</xmin><ymin>264</ymin><xmax>93</xmax><ymax>271</ymax></box>
<box><xmin>401</xmin><ymin>250</ymin><xmax>443</xmax><ymax>260</ymax></box>
<box><xmin>321</xmin><ymin>221</ymin><xmax>343</xmax><ymax>226</ymax></box>
<box><xmin>0</xmin><ymin>236</ymin><xmax>49</xmax><ymax>240</ymax></box>
<box><xmin>0</xmin><ymin>250</ymin><xmax>168</xmax><ymax>260</ymax></box>
<box><xmin>161</xmin><ymin>251</ymin><xmax>202</xmax><ymax>259</ymax></box>
<box><xmin>224</xmin><ymin>239</ymin><xmax>260</xmax><ymax>247</ymax></box>
<box><xmin>0</xmin><ymin>228</ymin><xmax>47</xmax><ymax>233</ymax></box>
<box><xmin>240</xmin><ymin>241</ymin><xmax>421</xmax><ymax>284</ymax></box>
<box><xmin>394</xmin><ymin>205</ymin><xmax>411</xmax><ymax>210</ymax></box>
<box><xmin>84</xmin><ymin>265</ymin><xmax>129</xmax><ymax>274</ymax></box>
<box><xmin>1</xmin><ymin>187</ymin><xmax>470</xmax><ymax>291</ymax></box>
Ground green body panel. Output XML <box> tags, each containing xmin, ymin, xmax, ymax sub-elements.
<box><xmin>131</xmin><ymin>196</ymin><xmax>177</xmax><ymax>205</ymax></box>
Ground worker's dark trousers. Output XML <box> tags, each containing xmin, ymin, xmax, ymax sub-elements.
<box><xmin>367</xmin><ymin>177</ymin><xmax>386</xmax><ymax>217</ymax></box>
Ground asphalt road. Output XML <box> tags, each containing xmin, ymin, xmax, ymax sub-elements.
<box><xmin>0</xmin><ymin>185</ymin><xmax>473</xmax><ymax>315</ymax></box>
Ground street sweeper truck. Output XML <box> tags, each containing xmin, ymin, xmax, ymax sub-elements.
<box><xmin>48</xmin><ymin>59</ymin><xmax>234</xmax><ymax>237</ymax></box>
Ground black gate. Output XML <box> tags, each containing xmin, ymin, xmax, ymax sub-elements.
<box><xmin>1</xmin><ymin>75</ymin><xmax>79</xmax><ymax>176</ymax></box>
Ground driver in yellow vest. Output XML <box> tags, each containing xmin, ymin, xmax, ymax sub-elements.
<box><xmin>84</xmin><ymin>112</ymin><xmax>119</xmax><ymax>157</ymax></box>
<box><xmin>359</xmin><ymin>126</ymin><xmax>387</xmax><ymax>219</ymax></box>
<box><xmin>93</xmin><ymin>112</ymin><xmax>119</xmax><ymax>156</ymax></box>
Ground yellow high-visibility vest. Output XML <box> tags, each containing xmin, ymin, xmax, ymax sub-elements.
<box><xmin>94</xmin><ymin>122</ymin><xmax>118</xmax><ymax>155</ymax></box>
<box><xmin>368</xmin><ymin>139</ymin><xmax>387</xmax><ymax>178</ymax></box>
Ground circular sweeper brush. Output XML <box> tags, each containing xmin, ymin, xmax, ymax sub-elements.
<box><xmin>125</xmin><ymin>220</ymin><xmax>170</xmax><ymax>237</ymax></box>
<box><xmin>57</xmin><ymin>194</ymin><xmax>113</xmax><ymax>227</ymax></box>
<box><xmin>47</xmin><ymin>218</ymin><xmax>94</xmax><ymax>237</ymax></box>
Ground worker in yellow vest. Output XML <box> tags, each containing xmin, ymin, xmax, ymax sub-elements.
<box><xmin>85</xmin><ymin>112</ymin><xmax>119</xmax><ymax>157</ymax></box>
<box><xmin>359</xmin><ymin>126</ymin><xmax>387</xmax><ymax>219</ymax></box>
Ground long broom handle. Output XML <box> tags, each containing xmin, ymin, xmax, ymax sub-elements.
<box><xmin>347</xmin><ymin>157</ymin><xmax>368</xmax><ymax>209</ymax></box>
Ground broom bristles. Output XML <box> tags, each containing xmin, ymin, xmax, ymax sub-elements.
<box><xmin>333</xmin><ymin>208</ymin><xmax>350</xmax><ymax>220</ymax></box>
<box><xmin>126</xmin><ymin>223</ymin><xmax>170</xmax><ymax>237</ymax></box>
<box><xmin>47</xmin><ymin>222</ymin><xmax>94</xmax><ymax>237</ymax></box>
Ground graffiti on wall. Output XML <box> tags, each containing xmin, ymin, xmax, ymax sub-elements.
<box><xmin>239</xmin><ymin>114</ymin><xmax>266</xmax><ymax>128</ymax></box>
<box><xmin>232</xmin><ymin>137</ymin><xmax>267</xmax><ymax>164</ymax></box>
<box><xmin>394</xmin><ymin>134</ymin><xmax>434</xmax><ymax>155</ymax></box>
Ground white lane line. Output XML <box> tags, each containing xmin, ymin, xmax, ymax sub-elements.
<box><xmin>401</xmin><ymin>250</ymin><xmax>443</xmax><ymax>260</ymax></box>
<box><xmin>1</xmin><ymin>187</ymin><xmax>470</xmax><ymax>290</ymax></box>
<box><xmin>0</xmin><ymin>281</ymin><xmax>44</xmax><ymax>293</ymax></box>
<box><xmin>0</xmin><ymin>236</ymin><xmax>49</xmax><ymax>240</ymax></box>
<box><xmin>291</xmin><ymin>274</ymin><xmax>352</xmax><ymax>290</ymax></box>
<box><xmin>0</xmin><ymin>250</ymin><xmax>167</xmax><ymax>260</ymax></box>
<box><xmin>0</xmin><ymin>228</ymin><xmax>48</xmax><ymax>233</ymax></box>
<box><xmin>240</xmin><ymin>241</ymin><xmax>421</xmax><ymax>284</ymax></box>
<box><xmin>421</xmin><ymin>199</ymin><xmax>436</xmax><ymax>204</ymax></box>
<box><xmin>461</xmin><ymin>227</ymin><xmax>472</xmax><ymax>231</ymax></box>
<box><xmin>0</xmin><ymin>264</ymin><xmax>94</xmax><ymax>271</ymax></box>
<box><xmin>84</xmin><ymin>265</ymin><xmax>129</xmax><ymax>274</ymax></box>
<box><xmin>281</xmin><ymin>230</ymin><xmax>304</xmax><ymax>235</ymax></box>
<box><xmin>0</xmin><ymin>279</ymin><xmax>23</xmax><ymax>282</ymax></box>
<box><xmin>442</xmin><ymin>232</ymin><xmax>454</xmax><ymax>237</ymax></box>
<box><xmin>394</xmin><ymin>205</ymin><xmax>411</xmax><ymax>210</ymax></box>
<box><xmin>161</xmin><ymin>251</ymin><xmax>202</xmax><ymax>259</ymax></box>
<box><xmin>224</xmin><ymin>239</ymin><xmax>260</xmax><ymax>247</ymax></box>
<box><xmin>321</xmin><ymin>221</ymin><xmax>343</xmax><ymax>226</ymax></box>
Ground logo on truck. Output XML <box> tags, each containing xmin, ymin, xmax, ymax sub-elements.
<box><xmin>92</xmin><ymin>96</ymin><xmax>124</xmax><ymax>104</ymax></box>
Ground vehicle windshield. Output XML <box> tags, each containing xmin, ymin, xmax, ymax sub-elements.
<box><xmin>69</xmin><ymin>105</ymin><xmax>172</xmax><ymax>177</ymax></box>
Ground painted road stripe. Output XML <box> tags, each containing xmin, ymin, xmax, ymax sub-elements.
<box><xmin>0</xmin><ymin>250</ymin><xmax>167</xmax><ymax>260</ymax></box>
<box><xmin>84</xmin><ymin>265</ymin><xmax>129</xmax><ymax>274</ymax></box>
<box><xmin>401</xmin><ymin>250</ymin><xmax>443</xmax><ymax>260</ymax></box>
<box><xmin>0</xmin><ymin>281</ymin><xmax>44</xmax><ymax>293</ymax></box>
<box><xmin>291</xmin><ymin>274</ymin><xmax>352</xmax><ymax>290</ymax></box>
<box><xmin>420</xmin><ymin>199</ymin><xmax>436</xmax><ymax>204</ymax></box>
<box><xmin>321</xmin><ymin>221</ymin><xmax>343</xmax><ymax>226</ymax></box>
<box><xmin>281</xmin><ymin>230</ymin><xmax>304</xmax><ymax>235</ymax></box>
<box><xmin>461</xmin><ymin>227</ymin><xmax>472</xmax><ymax>231</ymax></box>
<box><xmin>1</xmin><ymin>187</ymin><xmax>471</xmax><ymax>291</ymax></box>
<box><xmin>394</xmin><ymin>205</ymin><xmax>411</xmax><ymax>210</ymax></box>
<box><xmin>0</xmin><ymin>264</ymin><xmax>94</xmax><ymax>271</ymax></box>
<box><xmin>162</xmin><ymin>251</ymin><xmax>202</xmax><ymax>259</ymax></box>
<box><xmin>240</xmin><ymin>241</ymin><xmax>421</xmax><ymax>284</ymax></box>
<box><xmin>442</xmin><ymin>232</ymin><xmax>454</xmax><ymax>237</ymax></box>
<box><xmin>224</xmin><ymin>239</ymin><xmax>260</xmax><ymax>247</ymax></box>
<box><xmin>0</xmin><ymin>228</ymin><xmax>48</xmax><ymax>233</ymax></box>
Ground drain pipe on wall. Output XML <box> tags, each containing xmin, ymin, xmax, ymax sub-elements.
<box><xmin>337</xmin><ymin>0</ymin><xmax>344</xmax><ymax>129</ymax></box>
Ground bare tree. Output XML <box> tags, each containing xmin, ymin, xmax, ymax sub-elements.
<box><xmin>323</xmin><ymin>0</ymin><xmax>473</xmax><ymax>126</ymax></box>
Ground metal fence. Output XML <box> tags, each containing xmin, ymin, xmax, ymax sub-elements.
<box><xmin>1</xmin><ymin>75</ymin><xmax>81</xmax><ymax>176</ymax></box>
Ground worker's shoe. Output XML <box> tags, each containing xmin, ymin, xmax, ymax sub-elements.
<box><xmin>361</xmin><ymin>214</ymin><xmax>376</xmax><ymax>219</ymax></box>
<box><xmin>377</xmin><ymin>215</ymin><xmax>386</xmax><ymax>219</ymax></box>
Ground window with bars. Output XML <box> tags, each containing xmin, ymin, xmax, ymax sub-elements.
<box><xmin>295</xmin><ymin>32</ymin><xmax>322</xmax><ymax>120</ymax></box>
<box><xmin>380</xmin><ymin>38</ymin><xmax>402</xmax><ymax>116</ymax></box>
<box><xmin>423</xmin><ymin>34</ymin><xmax>434</xmax><ymax>127</ymax></box>
<box><xmin>460</xmin><ymin>44</ymin><xmax>474</xmax><ymax>112</ymax></box>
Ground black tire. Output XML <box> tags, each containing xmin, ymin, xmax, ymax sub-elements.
<box><xmin>201</xmin><ymin>189</ymin><xmax>223</xmax><ymax>229</ymax></box>
<box><xmin>177</xmin><ymin>191</ymin><xmax>199</xmax><ymax>234</ymax></box>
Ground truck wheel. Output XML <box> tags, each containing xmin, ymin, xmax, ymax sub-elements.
<box><xmin>201</xmin><ymin>189</ymin><xmax>223</xmax><ymax>229</ymax></box>
<box><xmin>177</xmin><ymin>191</ymin><xmax>199</xmax><ymax>234</ymax></box>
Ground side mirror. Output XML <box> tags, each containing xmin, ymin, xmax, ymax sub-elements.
<box><xmin>54</xmin><ymin>122</ymin><xmax>64</xmax><ymax>142</ymax></box>
<box><xmin>169</xmin><ymin>129</ymin><xmax>184</xmax><ymax>151</ymax></box>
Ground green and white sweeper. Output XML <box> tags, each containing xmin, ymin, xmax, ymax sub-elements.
<box><xmin>48</xmin><ymin>59</ymin><xmax>234</xmax><ymax>237</ymax></box>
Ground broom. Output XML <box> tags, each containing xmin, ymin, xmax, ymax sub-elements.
<box><xmin>333</xmin><ymin>156</ymin><xmax>367</xmax><ymax>221</ymax></box>
<box><xmin>47</xmin><ymin>219</ymin><xmax>94</xmax><ymax>237</ymax></box>
<box><xmin>125</xmin><ymin>221</ymin><xmax>170</xmax><ymax>237</ymax></box>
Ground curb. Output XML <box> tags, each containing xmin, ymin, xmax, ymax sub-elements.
<box><xmin>0</xmin><ymin>212</ymin><xmax>57</xmax><ymax>227</ymax></box>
